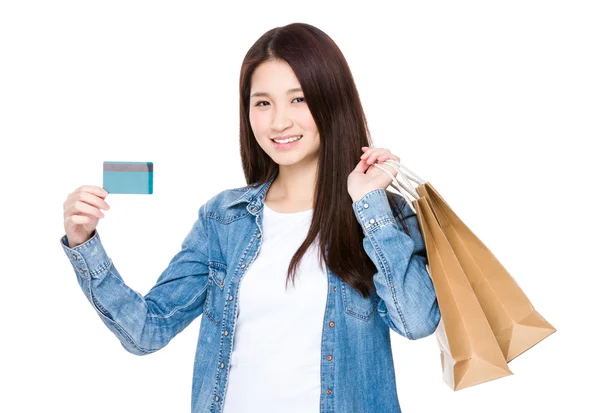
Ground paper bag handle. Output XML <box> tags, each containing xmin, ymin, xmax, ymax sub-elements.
<box><xmin>373</xmin><ymin>160</ymin><xmax>425</xmax><ymax>214</ymax></box>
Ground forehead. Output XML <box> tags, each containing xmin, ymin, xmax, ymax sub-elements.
<box><xmin>250</xmin><ymin>59</ymin><xmax>301</xmax><ymax>93</ymax></box>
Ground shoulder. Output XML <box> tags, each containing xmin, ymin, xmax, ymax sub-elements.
<box><xmin>211</xmin><ymin>184</ymin><xmax>252</xmax><ymax>204</ymax></box>
<box><xmin>198</xmin><ymin>184</ymin><xmax>254</xmax><ymax>219</ymax></box>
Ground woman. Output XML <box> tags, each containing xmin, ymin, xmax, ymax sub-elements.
<box><xmin>61</xmin><ymin>22</ymin><xmax>440</xmax><ymax>413</ymax></box>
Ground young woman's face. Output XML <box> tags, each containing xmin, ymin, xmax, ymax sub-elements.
<box><xmin>249</xmin><ymin>59</ymin><xmax>320</xmax><ymax>167</ymax></box>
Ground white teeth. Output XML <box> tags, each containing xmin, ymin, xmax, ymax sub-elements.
<box><xmin>273</xmin><ymin>135</ymin><xmax>302</xmax><ymax>144</ymax></box>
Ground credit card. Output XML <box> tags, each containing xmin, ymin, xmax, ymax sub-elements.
<box><xmin>103</xmin><ymin>161</ymin><xmax>153</xmax><ymax>194</ymax></box>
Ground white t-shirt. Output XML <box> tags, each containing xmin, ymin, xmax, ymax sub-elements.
<box><xmin>222</xmin><ymin>202</ymin><xmax>328</xmax><ymax>413</ymax></box>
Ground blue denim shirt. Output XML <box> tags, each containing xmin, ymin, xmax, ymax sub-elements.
<box><xmin>60</xmin><ymin>171</ymin><xmax>440</xmax><ymax>413</ymax></box>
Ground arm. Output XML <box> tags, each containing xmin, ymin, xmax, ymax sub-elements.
<box><xmin>352</xmin><ymin>189</ymin><xmax>440</xmax><ymax>340</ymax></box>
<box><xmin>60</xmin><ymin>204</ymin><xmax>211</xmax><ymax>355</ymax></box>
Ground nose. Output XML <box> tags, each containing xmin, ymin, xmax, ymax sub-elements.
<box><xmin>271</xmin><ymin>106</ymin><xmax>293</xmax><ymax>132</ymax></box>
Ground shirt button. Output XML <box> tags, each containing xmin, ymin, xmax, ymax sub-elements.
<box><xmin>220</xmin><ymin>362</ymin><xmax>225</xmax><ymax>368</ymax></box>
<box><xmin>224</xmin><ymin>330</ymin><xmax>229</xmax><ymax>336</ymax></box>
<box><xmin>333</xmin><ymin>287</ymin><xmax>337</xmax><ymax>292</ymax></box>
<box><xmin>363</xmin><ymin>203</ymin><xmax>369</xmax><ymax>209</ymax></box>
<box><xmin>257</xmin><ymin>234</ymin><xmax>262</xmax><ymax>238</ymax></box>
<box><xmin>215</xmin><ymin>395</ymin><xmax>220</xmax><ymax>402</ymax></box>
<box><xmin>241</xmin><ymin>264</ymin><xmax>246</xmax><ymax>268</ymax></box>
<box><xmin>369</xmin><ymin>218</ymin><xmax>376</xmax><ymax>224</ymax></box>
<box><xmin>326</xmin><ymin>389</ymin><xmax>332</xmax><ymax>395</ymax></box>
<box><xmin>329</xmin><ymin>321</ymin><xmax>335</xmax><ymax>328</ymax></box>
<box><xmin>327</xmin><ymin>355</ymin><xmax>333</xmax><ymax>361</ymax></box>
<box><xmin>71</xmin><ymin>253</ymin><xmax>77</xmax><ymax>260</ymax></box>
<box><xmin>78</xmin><ymin>268</ymin><xmax>84</xmax><ymax>274</ymax></box>
<box><xmin>228</xmin><ymin>295</ymin><xmax>234</xmax><ymax>301</ymax></box>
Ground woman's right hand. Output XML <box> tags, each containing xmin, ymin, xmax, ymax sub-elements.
<box><xmin>63</xmin><ymin>185</ymin><xmax>110</xmax><ymax>248</ymax></box>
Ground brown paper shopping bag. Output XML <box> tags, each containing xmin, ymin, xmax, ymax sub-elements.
<box><xmin>374</xmin><ymin>160</ymin><xmax>512</xmax><ymax>390</ymax></box>
<box><xmin>414</xmin><ymin>195</ymin><xmax>512</xmax><ymax>390</ymax></box>
<box><xmin>417</xmin><ymin>182</ymin><xmax>557</xmax><ymax>362</ymax></box>
<box><xmin>374</xmin><ymin>159</ymin><xmax>556</xmax><ymax>389</ymax></box>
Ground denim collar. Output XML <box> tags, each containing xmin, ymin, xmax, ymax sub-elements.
<box><xmin>222</xmin><ymin>168</ymin><xmax>278</xmax><ymax>215</ymax></box>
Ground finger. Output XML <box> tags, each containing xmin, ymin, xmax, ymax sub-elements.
<box><xmin>376</xmin><ymin>154</ymin><xmax>391</xmax><ymax>163</ymax></box>
<box><xmin>66</xmin><ymin>189</ymin><xmax>110</xmax><ymax>212</ymax></box>
<box><xmin>76</xmin><ymin>185</ymin><xmax>108</xmax><ymax>199</ymax></box>
<box><xmin>66</xmin><ymin>209</ymin><xmax>98</xmax><ymax>220</ymax></box>
<box><xmin>378</xmin><ymin>153</ymin><xmax>399</xmax><ymax>163</ymax></box>
<box><xmin>64</xmin><ymin>207</ymin><xmax>100</xmax><ymax>221</ymax></box>
<box><xmin>361</xmin><ymin>148</ymin><xmax>380</xmax><ymax>160</ymax></box>
<box><xmin>69</xmin><ymin>214</ymin><xmax>95</xmax><ymax>225</ymax></box>
<box><xmin>367</xmin><ymin>153</ymin><xmax>381</xmax><ymax>164</ymax></box>
<box><xmin>360</xmin><ymin>147</ymin><xmax>380</xmax><ymax>156</ymax></box>
<box><xmin>64</xmin><ymin>197</ymin><xmax>107</xmax><ymax>220</ymax></box>
<box><xmin>361</xmin><ymin>147</ymin><xmax>383</xmax><ymax>152</ymax></box>
<box><xmin>373</xmin><ymin>161</ymin><xmax>397</xmax><ymax>176</ymax></box>
<box><xmin>64</xmin><ymin>203</ymin><xmax>103</xmax><ymax>221</ymax></box>
<box><xmin>66</xmin><ymin>200</ymin><xmax>105</xmax><ymax>219</ymax></box>
<box><xmin>362</xmin><ymin>148</ymin><xmax>391</xmax><ymax>162</ymax></box>
<box><xmin>75</xmin><ymin>191</ymin><xmax>110</xmax><ymax>211</ymax></box>
<box><xmin>353</xmin><ymin>158</ymin><xmax>370</xmax><ymax>174</ymax></box>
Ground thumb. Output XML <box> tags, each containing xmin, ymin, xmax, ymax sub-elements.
<box><xmin>353</xmin><ymin>159</ymin><xmax>370</xmax><ymax>174</ymax></box>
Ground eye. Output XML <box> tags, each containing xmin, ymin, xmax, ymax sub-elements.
<box><xmin>254</xmin><ymin>97</ymin><xmax>304</xmax><ymax>107</ymax></box>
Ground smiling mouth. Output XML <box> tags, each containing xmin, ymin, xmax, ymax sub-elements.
<box><xmin>270</xmin><ymin>135</ymin><xmax>303</xmax><ymax>144</ymax></box>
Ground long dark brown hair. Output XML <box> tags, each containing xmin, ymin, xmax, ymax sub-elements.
<box><xmin>238</xmin><ymin>23</ymin><xmax>410</xmax><ymax>298</ymax></box>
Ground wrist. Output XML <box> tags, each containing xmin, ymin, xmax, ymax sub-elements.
<box><xmin>350</xmin><ymin>187</ymin><xmax>382</xmax><ymax>203</ymax></box>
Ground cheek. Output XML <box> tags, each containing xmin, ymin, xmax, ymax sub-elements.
<box><xmin>249</xmin><ymin>110</ymin><xmax>268</xmax><ymax>135</ymax></box>
<box><xmin>298</xmin><ymin>110</ymin><xmax>319</xmax><ymax>135</ymax></box>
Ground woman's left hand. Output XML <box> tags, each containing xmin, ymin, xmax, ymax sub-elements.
<box><xmin>347</xmin><ymin>147</ymin><xmax>400</xmax><ymax>202</ymax></box>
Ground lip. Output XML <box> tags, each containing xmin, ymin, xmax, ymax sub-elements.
<box><xmin>270</xmin><ymin>134</ymin><xmax>303</xmax><ymax>150</ymax></box>
<box><xmin>270</xmin><ymin>134</ymin><xmax>302</xmax><ymax>141</ymax></box>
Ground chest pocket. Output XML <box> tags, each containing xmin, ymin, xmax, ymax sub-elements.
<box><xmin>203</xmin><ymin>261</ymin><xmax>227</xmax><ymax>325</ymax></box>
<box><xmin>341</xmin><ymin>282</ymin><xmax>378</xmax><ymax>321</ymax></box>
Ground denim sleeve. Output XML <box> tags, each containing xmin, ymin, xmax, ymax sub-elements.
<box><xmin>60</xmin><ymin>204</ymin><xmax>211</xmax><ymax>355</ymax></box>
<box><xmin>352</xmin><ymin>189</ymin><xmax>440</xmax><ymax>340</ymax></box>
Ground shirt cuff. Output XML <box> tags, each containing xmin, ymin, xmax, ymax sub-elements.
<box><xmin>352</xmin><ymin>188</ymin><xmax>396</xmax><ymax>234</ymax></box>
<box><xmin>60</xmin><ymin>230</ymin><xmax>112</xmax><ymax>279</ymax></box>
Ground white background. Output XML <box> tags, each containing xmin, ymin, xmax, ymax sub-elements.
<box><xmin>1</xmin><ymin>1</ymin><xmax>598</xmax><ymax>412</ymax></box>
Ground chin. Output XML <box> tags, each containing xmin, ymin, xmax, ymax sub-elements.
<box><xmin>270</xmin><ymin>153</ymin><xmax>302</xmax><ymax>163</ymax></box>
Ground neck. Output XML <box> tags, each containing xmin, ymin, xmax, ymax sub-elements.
<box><xmin>268</xmin><ymin>161</ymin><xmax>318</xmax><ymax>204</ymax></box>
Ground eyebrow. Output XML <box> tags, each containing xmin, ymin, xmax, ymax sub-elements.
<box><xmin>250</xmin><ymin>88</ymin><xmax>303</xmax><ymax>98</ymax></box>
